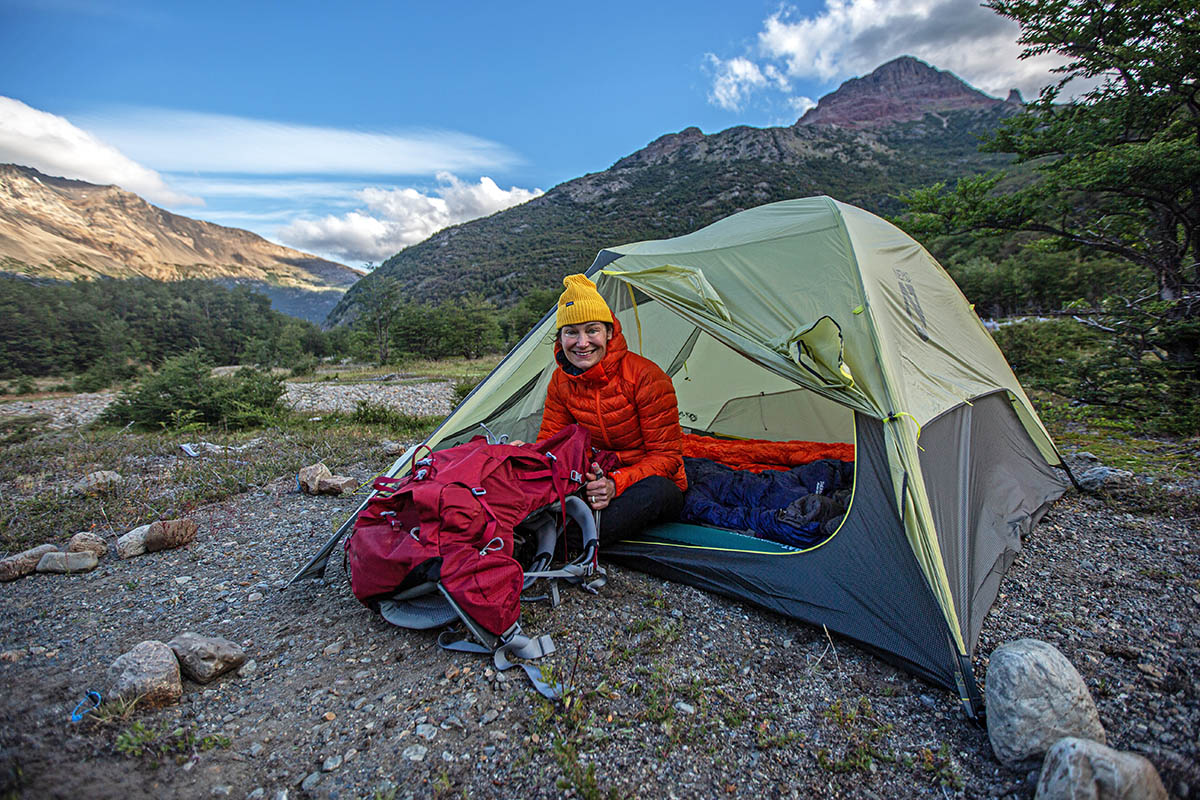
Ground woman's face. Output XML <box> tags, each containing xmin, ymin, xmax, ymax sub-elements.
<box><xmin>560</xmin><ymin>321</ymin><xmax>612</xmax><ymax>371</ymax></box>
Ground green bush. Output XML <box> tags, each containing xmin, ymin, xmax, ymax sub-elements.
<box><xmin>98</xmin><ymin>351</ymin><xmax>285</xmax><ymax>430</ymax></box>
<box><xmin>991</xmin><ymin>319</ymin><xmax>1103</xmax><ymax>392</ymax></box>
<box><xmin>452</xmin><ymin>378</ymin><xmax>478</xmax><ymax>405</ymax></box>
<box><xmin>348</xmin><ymin>400</ymin><xmax>441</xmax><ymax>437</ymax></box>
<box><xmin>13</xmin><ymin>375</ymin><xmax>35</xmax><ymax>395</ymax></box>
<box><xmin>289</xmin><ymin>354</ymin><xmax>320</xmax><ymax>377</ymax></box>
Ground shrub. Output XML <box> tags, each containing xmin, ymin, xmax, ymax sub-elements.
<box><xmin>98</xmin><ymin>351</ymin><xmax>285</xmax><ymax>430</ymax></box>
<box><xmin>289</xmin><ymin>354</ymin><xmax>320</xmax><ymax>377</ymax></box>
<box><xmin>452</xmin><ymin>378</ymin><xmax>478</xmax><ymax>405</ymax></box>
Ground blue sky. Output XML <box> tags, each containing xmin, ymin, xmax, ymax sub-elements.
<box><xmin>0</xmin><ymin>0</ymin><xmax>1068</xmax><ymax>266</ymax></box>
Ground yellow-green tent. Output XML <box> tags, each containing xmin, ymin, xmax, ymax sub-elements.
<box><xmin>296</xmin><ymin>196</ymin><xmax>1070</xmax><ymax>717</ymax></box>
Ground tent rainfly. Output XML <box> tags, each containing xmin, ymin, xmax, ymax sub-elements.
<box><xmin>293</xmin><ymin>196</ymin><xmax>1072</xmax><ymax>719</ymax></box>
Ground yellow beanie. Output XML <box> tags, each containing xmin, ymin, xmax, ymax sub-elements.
<box><xmin>555</xmin><ymin>274</ymin><xmax>613</xmax><ymax>328</ymax></box>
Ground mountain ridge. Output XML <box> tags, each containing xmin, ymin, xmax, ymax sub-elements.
<box><xmin>328</xmin><ymin>56</ymin><xmax>1017</xmax><ymax>325</ymax></box>
<box><xmin>0</xmin><ymin>164</ymin><xmax>363</xmax><ymax>322</ymax></box>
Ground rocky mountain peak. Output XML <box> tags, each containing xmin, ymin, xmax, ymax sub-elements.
<box><xmin>797</xmin><ymin>55</ymin><xmax>1002</xmax><ymax>129</ymax></box>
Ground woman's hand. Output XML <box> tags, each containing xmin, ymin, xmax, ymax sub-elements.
<box><xmin>585</xmin><ymin>472</ymin><xmax>615</xmax><ymax>510</ymax></box>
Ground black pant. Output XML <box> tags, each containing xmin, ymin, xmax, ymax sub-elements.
<box><xmin>596</xmin><ymin>475</ymin><xmax>684</xmax><ymax>547</ymax></box>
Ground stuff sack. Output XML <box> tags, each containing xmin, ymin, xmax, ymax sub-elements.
<box><xmin>345</xmin><ymin>423</ymin><xmax>604</xmax><ymax>635</ymax></box>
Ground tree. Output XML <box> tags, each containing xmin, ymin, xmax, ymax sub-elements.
<box><xmin>357</xmin><ymin>274</ymin><xmax>400</xmax><ymax>365</ymax></box>
<box><xmin>898</xmin><ymin>0</ymin><xmax>1199</xmax><ymax>431</ymax></box>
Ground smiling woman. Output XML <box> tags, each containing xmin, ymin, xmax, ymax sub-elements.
<box><xmin>532</xmin><ymin>274</ymin><xmax>688</xmax><ymax>546</ymax></box>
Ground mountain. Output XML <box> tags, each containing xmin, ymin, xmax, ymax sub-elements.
<box><xmin>328</xmin><ymin>56</ymin><xmax>1020</xmax><ymax>326</ymax></box>
<box><xmin>796</xmin><ymin>55</ymin><xmax>1012</xmax><ymax>128</ymax></box>
<box><xmin>0</xmin><ymin>164</ymin><xmax>364</xmax><ymax>323</ymax></box>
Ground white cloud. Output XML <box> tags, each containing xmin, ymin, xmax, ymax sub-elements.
<box><xmin>708</xmin><ymin>0</ymin><xmax>1078</xmax><ymax>113</ymax></box>
<box><xmin>278</xmin><ymin>173</ymin><xmax>543</xmax><ymax>264</ymax></box>
<box><xmin>0</xmin><ymin>96</ymin><xmax>201</xmax><ymax>205</ymax></box>
<box><xmin>706</xmin><ymin>55</ymin><xmax>771</xmax><ymax>111</ymax></box>
<box><xmin>80</xmin><ymin>108</ymin><xmax>520</xmax><ymax>176</ymax></box>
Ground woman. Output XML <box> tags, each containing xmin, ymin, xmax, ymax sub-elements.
<box><xmin>534</xmin><ymin>273</ymin><xmax>687</xmax><ymax>545</ymax></box>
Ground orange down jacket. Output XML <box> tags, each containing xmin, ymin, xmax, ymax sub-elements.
<box><xmin>537</xmin><ymin>318</ymin><xmax>687</xmax><ymax>497</ymax></box>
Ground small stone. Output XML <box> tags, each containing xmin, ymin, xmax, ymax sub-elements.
<box><xmin>35</xmin><ymin>551</ymin><xmax>99</xmax><ymax>574</ymax></box>
<box><xmin>108</xmin><ymin>640</ymin><xmax>183</xmax><ymax>707</ymax></box>
<box><xmin>247</xmin><ymin>790</ymin><xmax>265</xmax><ymax>800</ymax></box>
<box><xmin>323</xmin><ymin>712</ymin><xmax>335</xmax><ymax>721</ymax></box>
<box><xmin>142</xmin><ymin>519</ymin><xmax>198</xmax><ymax>553</ymax></box>
<box><xmin>323</xmin><ymin>642</ymin><xmax>342</xmax><ymax>656</ymax></box>
<box><xmin>298</xmin><ymin>463</ymin><xmax>332</xmax><ymax>495</ymax></box>
<box><xmin>0</xmin><ymin>650</ymin><xmax>23</xmax><ymax>662</ymax></box>
<box><xmin>67</xmin><ymin>531</ymin><xmax>108</xmax><ymax>558</ymax></box>
<box><xmin>116</xmin><ymin>524</ymin><xmax>151</xmax><ymax>559</ymax></box>
<box><xmin>381</xmin><ymin>440</ymin><xmax>406</xmax><ymax>456</ymax></box>
<box><xmin>210</xmin><ymin>786</ymin><xmax>232</xmax><ymax>797</ymax></box>
<box><xmin>300</xmin><ymin>772</ymin><xmax>321</xmax><ymax>792</ymax></box>
<box><xmin>0</xmin><ymin>544</ymin><xmax>59</xmax><ymax>581</ymax></box>
<box><xmin>176</xmin><ymin>576</ymin><xmax>192</xmax><ymax>585</ymax></box>
<box><xmin>480</xmin><ymin>710</ymin><xmax>499</xmax><ymax>725</ymax></box>
<box><xmin>344</xmin><ymin>748</ymin><xmax>357</xmax><ymax>761</ymax></box>
<box><xmin>168</xmin><ymin>632</ymin><xmax>246</xmax><ymax>683</ymax></box>
<box><xmin>674</xmin><ymin>701</ymin><xmax>696</xmax><ymax>715</ymax></box>
<box><xmin>272</xmin><ymin>791</ymin><xmax>289</xmax><ymax>800</ymax></box>
<box><xmin>249</xmin><ymin>742</ymin><xmax>265</xmax><ymax>758</ymax></box>
<box><xmin>321</xmin><ymin>754</ymin><xmax>342</xmax><ymax>772</ymax></box>
<box><xmin>239</xmin><ymin>659</ymin><xmax>258</xmax><ymax>677</ymax></box>
<box><xmin>73</xmin><ymin>470</ymin><xmax>122</xmax><ymax>495</ymax></box>
<box><xmin>248</xmin><ymin>592</ymin><xmax>264</xmax><ymax>602</ymax></box>
<box><xmin>402</xmin><ymin>744</ymin><xmax>427</xmax><ymax>762</ymax></box>
<box><xmin>1036</xmin><ymin>737</ymin><xmax>1168</xmax><ymax>799</ymax></box>
<box><xmin>986</xmin><ymin>639</ymin><xmax>1105</xmax><ymax>767</ymax></box>
<box><xmin>416</xmin><ymin>723</ymin><xmax>437</xmax><ymax>740</ymax></box>
<box><xmin>316</xmin><ymin>475</ymin><xmax>357</xmax><ymax>495</ymax></box>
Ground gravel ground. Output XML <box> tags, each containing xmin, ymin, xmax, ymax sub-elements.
<box><xmin>0</xmin><ymin>386</ymin><xmax>1197</xmax><ymax>799</ymax></box>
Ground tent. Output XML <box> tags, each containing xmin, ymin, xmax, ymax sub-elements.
<box><xmin>293</xmin><ymin>196</ymin><xmax>1071</xmax><ymax>718</ymax></box>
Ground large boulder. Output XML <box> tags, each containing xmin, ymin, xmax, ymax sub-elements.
<box><xmin>36</xmin><ymin>551</ymin><xmax>99</xmax><ymax>574</ymax></box>
<box><xmin>67</xmin><ymin>531</ymin><xmax>108</xmax><ymax>559</ymax></box>
<box><xmin>168</xmin><ymin>633</ymin><xmax>246</xmax><ymax>683</ymax></box>
<box><xmin>1035</xmin><ymin>737</ymin><xmax>1167</xmax><ymax>800</ymax></box>
<box><xmin>986</xmin><ymin>639</ymin><xmax>1106</xmax><ymax>767</ymax></box>
<box><xmin>0</xmin><ymin>544</ymin><xmax>59</xmax><ymax>582</ymax></box>
<box><xmin>107</xmin><ymin>641</ymin><xmax>182</xmax><ymax>707</ymax></box>
<box><xmin>316</xmin><ymin>475</ymin><xmax>357</xmax><ymax>495</ymax></box>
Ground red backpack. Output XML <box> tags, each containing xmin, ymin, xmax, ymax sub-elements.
<box><xmin>345</xmin><ymin>423</ymin><xmax>612</xmax><ymax>636</ymax></box>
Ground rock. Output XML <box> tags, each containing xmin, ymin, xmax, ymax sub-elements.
<box><xmin>116</xmin><ymin>524</ymin><xmax>151</xmax><ymax>559</ymax></box>
<box><xmin>67</xmin><ymin>531</ymin><xmax>108</xmax><ymax>558</ymax></box>
<box><xmin>416</xmin><ymin>723</ymin><xmax>437</xmax><ymax>740</ymax></box>
<box><xmin>674</xmin><ymin>701</ymin><xmax>696</xmax><ymax>715</ymax></box>
<box><xmin>381</xmin><ymin>440</ymin><xmax>406</xmax><ymax>456</ymax></box>
<box><xmin>323</xmin><ymin>642</ymin><xmax>342</xmax><ymax>656</ymax></box>
<box><xmin>321</xmin><ymin>754</ymin><xmax>342</xmax><ymax>771</ymax></box>
<box><xmin>402</xmin><ymin>744</ymin><xmax>427</xmax><ymax>762</ymax></box>
<box><xmin>298</xmin><ymin>463</ymin><xmax>332</xmax><ymax>494</ymax></box>
<box><xmin>35</xmin><ymin>550</ymin><xmax>99</xmax><ymax>574</ymax></box>
<box><xmin>316</xmin><ymin>475</ymin><xmax>357</xmax><ymax>495</ymax></box>
<box><xmin>1078</xmin><ymin>466</ymin><xmax>1134</xmax><ymax>492</ymax></box>
<box><xmin>986</xmin><ymin>639</ymin><xmax>1106</xmax><ymax>767</ymax></box>
<box><xmin>168</xmin><ymin>632</ymin><xmax>246</xmax><ymax>683</ymax></box>
<box><xmin>0</xmin><ymin>544</ymin><xmax>59</xmax><ymax>581</ymax></box>
<box><xmin>239</xmin><ymin>659</ymin><xmax>258</xmax><ymax>677</ymax></box>
<box><xmin>142</xmin><ymin>518</ymin><xmax>198</xmax><ymax>552</ymax></box>
<box><xmin>73</xmin><ymin>470</ymin><xmax>122</xmax><ymax>495</ymax></box>
<box><xmin>1035</xmin><ymin>737</ymin><xmax>1168</xmax><ymax>800</ymax></box>
<box><xmin>300</xmin><ymin>772</ymin><xmax>321</xmax><ymax>792</ymax></box>
<box><xmin>108</xmin><ymin>640</ymin><xmax>183</xmax><ymax>707</ymax></box>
